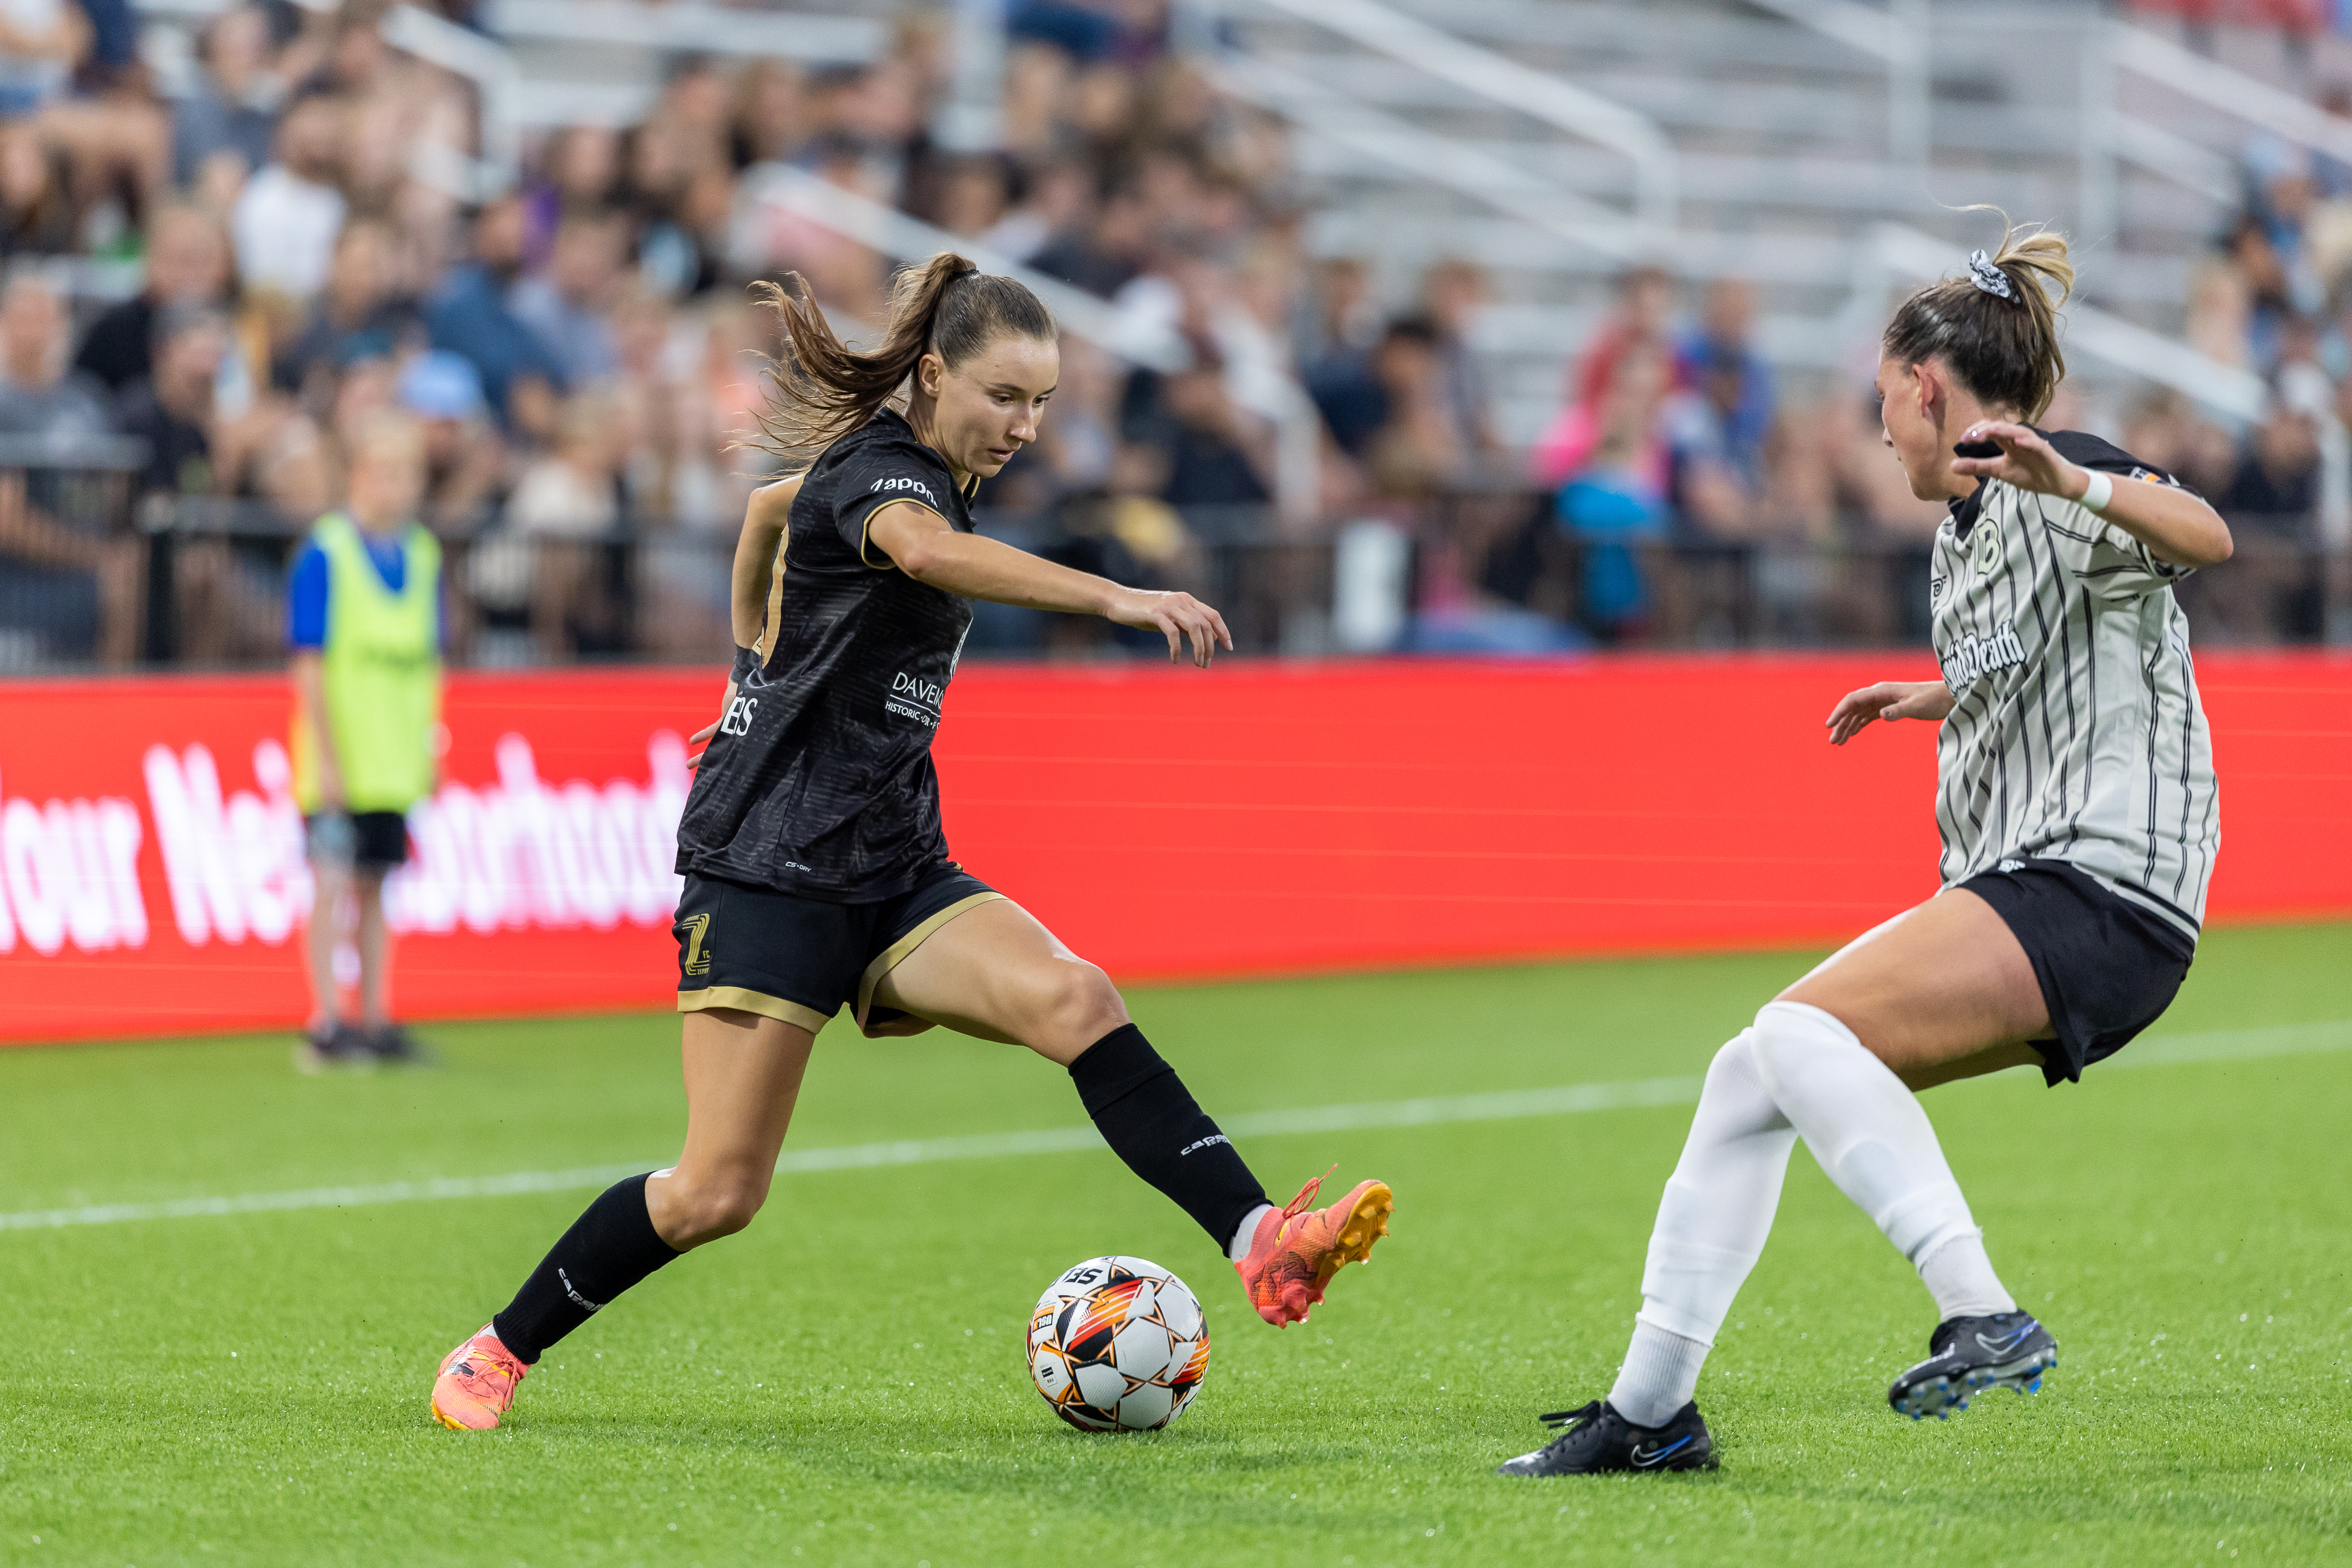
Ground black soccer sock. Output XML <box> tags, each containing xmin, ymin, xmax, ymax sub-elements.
<box><xmin>490</xmin><ymin>1174</ymin><xmax>682</xmax><ymax>1365</ymax></box>
<box><xmin>1069</xmin><ymin>1023</ymin><xmax>1269</xmax><ymax>1249</ymax></box>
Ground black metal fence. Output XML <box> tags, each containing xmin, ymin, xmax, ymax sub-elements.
<box><xmin>0</xmin><ymin>467</ymin><xmax>2343</xmax><ymax>673</ymax></box>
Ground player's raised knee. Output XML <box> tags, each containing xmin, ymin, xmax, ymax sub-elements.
<box><xmin>654</xmin><ymin>1170</ymin><xmax>770</xmax><ymax>1248</ymax></box>
<box><xmin>1020</xmin><ymin>958</ymin><xmax>1128</xmax><ymax>1047</ymax></box>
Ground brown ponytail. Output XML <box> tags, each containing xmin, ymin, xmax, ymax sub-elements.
<box><xmin>1881</xmin><ymin>210</ymin><xmax>2076</xmax><ymax>421</ymax></box>
<box><xmin>747</xmin><ymin>252</ymin><xmax>1057</xmax><ymax>460</ymax></box>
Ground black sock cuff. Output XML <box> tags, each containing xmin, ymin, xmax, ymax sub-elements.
<box><xmin>1068</xmin><ymin>1022</ymin><xmax>1171</xmax><ymax>1116</ymax></box>
<box><xmin>493</xmin><ymin>1173</ymin><xmax>678</xmax><ymax>1365</ymax></box>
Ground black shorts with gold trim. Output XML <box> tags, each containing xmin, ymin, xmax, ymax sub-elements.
<box><xmin>672</xmin><ymin>863</ymin><xmax>1003</xmax><ymax>1036</ymax></box>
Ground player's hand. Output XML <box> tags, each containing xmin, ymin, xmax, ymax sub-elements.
<box><xmin>685</xmin><ymin>678</ymin><xmax>738</xmax><ymax>770</ymax></box>
<box><xmin>1826</xmin><ymin>680</ymin><xmax>1954</xmax><ymax>745</ymax></box>
<box><xmin>1949</xmin><ymin>420</ymin><xmax>2079</xmax><ymax>499</ymax></box>
<box><xmin>1105</xmin><ymin>588</ymin><xmax>1233</xmax><ymax>668</ymax></box>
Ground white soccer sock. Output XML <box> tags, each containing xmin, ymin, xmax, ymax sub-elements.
<box><xmin>1748</xmin><ymin>1000</ymin><xmax>2015</xmax><ymax>1318</ymax></box>
<box><xmin>1608</xmin><ymin>1029</ymin><xmax>1798</xmax><ymax>1426</ymax></box>
<box><xmin>1227</xmin><ymin>1203</ymin><xmax>1275</xmax><ymax>1263</ymax></box>
<box><xmin>1917</xmin><ymin>1233</ymin><xmax>2017</xmax><ymax>1320</ymax></box>
<box><xmin>1608</xmin><ymin>1322</ymin><xmax>1709</xmax><ymax>1429</ymax></box>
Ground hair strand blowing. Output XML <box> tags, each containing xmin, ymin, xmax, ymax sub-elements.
<box><xmin>747</xmin><ymin>253</ymin><xmax>1056</xmax><ymax>460</ymax></box>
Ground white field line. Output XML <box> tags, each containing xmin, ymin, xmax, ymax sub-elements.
<box><xmin>4</xmin><ymin>1019</ymin><xmax>2346</xmax><ymax>1234</ymax></box>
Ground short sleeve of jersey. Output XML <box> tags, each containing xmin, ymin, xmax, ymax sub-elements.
<box><xmin>828</xmin><ymin>430</ymin><xmax>957</xmax><ymax>568</ymax></box>
<box><xmin>286</xmin><ymin>542</ymin><xmax>330</xmax><ymax>649</ymax></box>
<box><xmin>2038</xmin><ymin>430</ymin><xmax>2197</xmax><ymax>602</ymax></box>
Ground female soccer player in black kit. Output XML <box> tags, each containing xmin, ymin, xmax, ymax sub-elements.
<box><xmin>1498</xmin><ymin>223</ymin><xmax>2230</xmax><ymax>1476</ymax></box>
<box><xmin>429</xmin><ymin>254</ymin><xmax>1394</xmax><ymax>1430</ymax></box>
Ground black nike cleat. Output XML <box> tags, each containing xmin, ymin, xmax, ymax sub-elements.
<box><xmin>1888</xmin><ymin>1311</ymin><xmax>2057</xmax><ymax>1420</ymax></box>
<box><xmin>1494</xmin><ymin>1399</ymin><xmax>1718</xmax><ymax>1477</ymax></box>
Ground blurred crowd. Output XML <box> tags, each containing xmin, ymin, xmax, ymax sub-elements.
<box><xmin>0</xmin><ymin>0</ymin><xmax>2340</xmax><ymax>670</ymax></box>
<box><xmin>0</xmin><ymin>0</ymin><xmax>1515</xmax><ymax>667</ymax></box>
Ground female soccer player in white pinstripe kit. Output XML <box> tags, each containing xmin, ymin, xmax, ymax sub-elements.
<box><xmin>1501</xmin><ymin>220</ymin><xmax>2233</xmax><ymax>1476</ymax></box>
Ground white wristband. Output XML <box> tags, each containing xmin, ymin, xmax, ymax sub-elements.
<box><xmin>2077</xmin><ymin>468</ymin><xmax>2113</xmax><ymax>515</ymax></box>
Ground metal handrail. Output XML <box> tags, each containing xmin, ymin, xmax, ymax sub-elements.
<box><xmin>1206</xmin><ymin>55</ymin><xmax>1644</xmax><ymax>261</ymax></box>
<box><xmin>1727</xmin><ymin>0</ymin><xmax>1930</xmax><ymax>168</ymax></box>
<box><xmin>1210</xmin><ymin>0</ymin><xmax>1678</xmax><ymax>236</ymax></box>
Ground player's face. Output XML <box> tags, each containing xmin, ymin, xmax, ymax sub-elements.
<box><xmin>928</xmin><ymin>334</ymin><xmax>1059</xmax><ymax>481</ymax></box>
<box><xmin>1874</xmin><ymin>353</ymin><xmax>1956</xmax><ymax>501</ymax></box>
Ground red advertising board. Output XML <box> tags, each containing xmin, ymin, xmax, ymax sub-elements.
<box><xmin>1</xmin><ymin>652</ymin><xmax>2346</xmax><ymax>1045</ymax></box>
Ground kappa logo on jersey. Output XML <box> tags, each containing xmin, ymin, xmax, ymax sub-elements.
<box><xmin>1970</xmin><ymin>516</ymin><xmax>2003</xmax><ymax>575</ymax></box>
<box><xmin>1938</xmin><ymin>617</ymin><xmax>2027</xmax><ymax>692</ymax></box>
<box><xmin>869</xmin><ymin>475</ymin><xmax>939</xmax><ymax>508</ymax></box>
<box><xmin>883</xmin><ymin>669</ymin><xmax>945</xmax><ymax>728</ymax></box>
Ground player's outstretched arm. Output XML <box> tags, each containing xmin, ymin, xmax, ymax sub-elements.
<box><xmin>1826</xmin><ymin>680</ymin><xmax>1954</xmax><ymax>746</ymax></box>
<box><xmin>1950</xmin><ymin>421</ymin><xmax>2233</xmax><ymax>567</ymax></box>
<box><xmin>867</xmin><ymin>500</ymin><xmax>1232</xmax><ymax>666</ymax></box>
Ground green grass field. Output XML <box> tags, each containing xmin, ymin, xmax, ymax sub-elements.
<box><xmin>4</xmin><ymin>924</ymin><xmax>2351</xmax><ymax>1567</ymax></box>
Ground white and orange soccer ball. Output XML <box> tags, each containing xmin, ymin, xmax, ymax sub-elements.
<box><xmin>1027</xmin><ymin>1256</ymin><xmax>1210</xmax><ymax>1432</ymax></box>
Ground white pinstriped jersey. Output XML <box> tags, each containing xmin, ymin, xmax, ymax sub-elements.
<box><xmin>1930</xmin><ymin>430</ymin><xmax>2219</xmax><ymax>938</ymax></box>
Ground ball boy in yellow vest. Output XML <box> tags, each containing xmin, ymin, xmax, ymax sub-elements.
<box><xmin>288</xmin><ymin>411</ymin><xmax>444</xmax><ymax>1070</ymax></box>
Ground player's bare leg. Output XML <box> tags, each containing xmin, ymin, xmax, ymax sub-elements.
<box><xmin>873</xmin><ymin>898</ymin><xmax>1392</xmax><ymax>1326</ymax></box>
<box><xmin>431</xmin><ymin>1010</ymin><xmax>815</xmax><ymax>1429</ymax></box>
<box><xmin>647</xmin><ymin>1009</ymin><xmax>817</xmax><ymax>1249</ymax></box>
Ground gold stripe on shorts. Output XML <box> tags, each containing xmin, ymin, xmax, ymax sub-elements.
<box><xmin>854</xmin><ymin>891</ymin><xmax>1007</xmax><ymax>1026</ymax></box>
<box><xmin>676</xmin><ymin>985</ymin><xmax>832</xmax><ymax>1034</ymax></box>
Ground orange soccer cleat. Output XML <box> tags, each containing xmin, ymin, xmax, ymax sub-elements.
<box><xmin>430</xmin><ymin>1325</ymin><xmax>529</xmax><ymax>1431</ymax></box>
<box><xmin>1235</xmin><ymin>1167</ymin><xmax>1394</xmax><ymax>1327</ymax></box>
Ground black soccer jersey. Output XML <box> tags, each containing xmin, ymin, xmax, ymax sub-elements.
<box><xmin>674</xmin><ymin>407</ymin><xmax>979</xmax><ymax>901</ymax></box>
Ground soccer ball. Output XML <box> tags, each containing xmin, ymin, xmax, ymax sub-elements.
<box><xmin>1027</xmin><ymin>1255</ymin><xmax>1210</xmax><ymax>1432</ymax></box>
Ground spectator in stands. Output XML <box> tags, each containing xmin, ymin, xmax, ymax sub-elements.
<box><xmin>274</xmin><ymin>216</ymin><xmax>416</xmax><ymax>398</ymax></box>
<box><xmin>172</xmin><ymin>5</ymin><xmax>279</xmax><ymax>193</ymax></box>
<box><xmin>523</xmin><ymin>125</ymin><xmax>621</xmax><ymax>265</ymax></box>
<box><xmin>0</xmin><ymin>0</ymin><xmax>84</xmax><ymax>121</ymax></box>
<box><xmin>1675</xmin><ymin>278</ymin><xmax>1774</xmax><ymax>479</ymax></box>
<box><xmin>117</xmin><ymin>303</ymin><xmax>228</xmax><ymax>498</ymax></box>
<box><xmin>2222</xmin><ymin>214</ymin><xmax>2297</xmax><ymax>374</ymax></box>
<box><xmin>1556</xmin><ymin>342</ymin><xmax>1671</xmax><ymax>643</ymax></box>
<box><xmin>1532</xmin><ymin>262</ymin><xmax>1673</xmax><ymax>488</ymax></box>
<box><xmin>0</xmin><ymin>122</ymin><xmax>73</xmax><ymax>257</ymax></box>
<box><xmin>0</xmin><ymin>271</ymin><xmax>139</xmax><ymax>664</ymax></box>
<box><xmin>2220</xmin><ymin>398</ymin><xmax>2321</xmax><ymax>522</ymax></box>
<box><xmin>1663</xmin><ymin>340</ymin><xmax>1765</xmax><ymax>541</ymax></box>
<box><xmin>1419</xmin><ymin>258</ymin><xmax>1498</xmax><ymax>459</ymax></box>
<box><xmin>231</xmin><ymin>91</ymin><xmax>348</xmax><ymax>301</ymax></box>
<box><xmin>397</xmin><ymin>348</ymin><xmax>506</xmax><ymax>528</ymax></box>
<box><xmin>1361</xmin><ymin>315</ymin><xmax>1465</xmax><ymax>501</ymax></box>
<box><xmin>287</xmin><ymin>408</ymin><xmax>442</xmax><ymax>1069</ymax></box>
<box><xmin>425</xmin><ymin>193</ymin><xmax>564</xmax><ymax>434</ymax></box>
<box><xmin>1157</xmin><ymin>346</ymin><xmax>1271</xmax><ymax>513</ymax></box>
<box><xmin>1030</xmin><ymin>177</ymin><xmax>1149</xmax><ymax>298</ymax></box>
<box><xmin>495</xmin><ymin>391</ymin><xmax>624</xmax><ymax>658</ymax></box>
<box><xmin>1302</xmin><ymin>256</ymin><xmax>1384</xmax><ymax>459</ymax></box>
<box><xmin>74</xmin><ymin>202</ymin><xmax>233</xmax><ymax>393</ymax></box>
<box><xmin>511</xmin><ymin>209</ymin><xmax>624</xmax><ymax>388</ymax></box>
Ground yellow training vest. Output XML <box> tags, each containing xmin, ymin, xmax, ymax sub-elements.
<box><xmin>291</xmin><ymin>513</ymin><xmax>442</xmax><ymax>814</ymax></box>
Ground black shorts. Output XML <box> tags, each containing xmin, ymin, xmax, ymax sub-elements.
<box><xmin>304</xmin><ymin>811</ymin><xmax>412</xmax><ymax>869</ymax></box>
<box><xmin>672</xmin><ymin>863</ymin><xmax>1004</xmax><ymax>1037</ymax></box>
<box><xmin>1958</xmin><ymin>857</ymin><xmax>2197</xmax><ymax>1087</ymax></box>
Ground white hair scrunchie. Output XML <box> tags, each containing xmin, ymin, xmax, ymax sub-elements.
<box><xmin>1967</xmin><ymin>249</ymin><xmax>2017</xmax><ymax>302</ymax></box>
